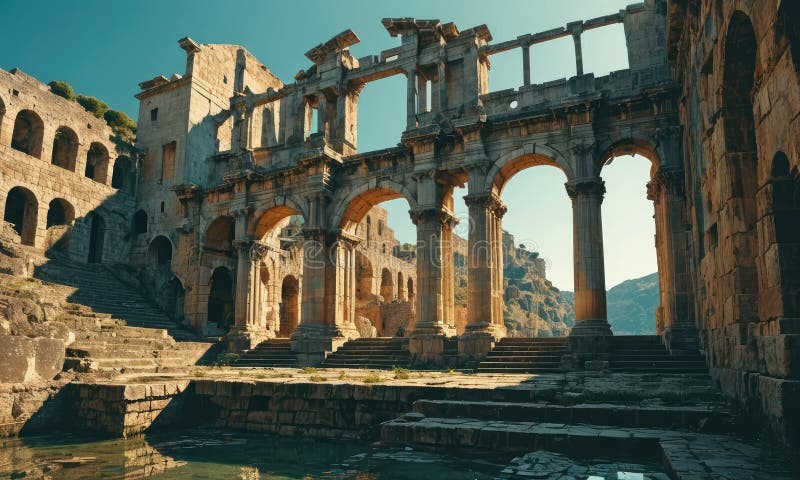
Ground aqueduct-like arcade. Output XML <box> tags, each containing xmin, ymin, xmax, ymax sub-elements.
<box><xmin>131</xmin><ymin>0</ymin><xmax>693</xmax><ymax>364</ymax></box>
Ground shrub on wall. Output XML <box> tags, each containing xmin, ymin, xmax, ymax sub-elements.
<box><xmin>48</xmin><ymin>80</ymin><xmax>76</xmax><ymax>100</ymax></box>
<box><xmin>76</xmin><ymin>94</ymin><xmax>109</xmax><ymax>119</ymax></box>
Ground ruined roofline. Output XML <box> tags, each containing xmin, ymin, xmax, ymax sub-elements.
<box><xmin>483</xmin><ymin>2</ymin><xmax>645</xmax><ymax>56</ymax></box>
<box><xmin>137</xmin><ymin>36</ymin><xmax>283</xmax><ymax>98</ymax></box>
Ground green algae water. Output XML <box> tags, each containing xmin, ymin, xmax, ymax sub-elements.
<box><xmin>0</xmin><ymin>428</ymin><xmax>500</xmax><ymax>479</ymax></box>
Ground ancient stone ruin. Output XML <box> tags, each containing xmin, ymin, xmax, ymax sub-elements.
<box><xmin>0</xmin><ymin>0</ymin><xmax>798</xmax><ymax>477</ymax></box>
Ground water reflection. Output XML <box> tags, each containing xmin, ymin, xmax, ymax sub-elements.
<box><xmin>0</xmin><ymin>429</ymin><xmax>500</xmax><ymax>480</ymax></box>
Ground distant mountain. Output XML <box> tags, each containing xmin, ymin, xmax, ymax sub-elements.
<box><xmin>606</xmin><ymin>272</ymin><xmax>659</xmax><ymax>335</ymax></box>
<box><xmin>559</xmin><ymin>272</ymin><xmax>659</xmax><ymax>335</ymax></box>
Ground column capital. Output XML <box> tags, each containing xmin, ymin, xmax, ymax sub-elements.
<box><xmin>565</xmin><ymin>177</ymin><xmax>606</xmax><ymax>200</ymax></box>
<box><xmin>329</xmin><ymin>229</ymin><xmax>362</xmax><ymax>247</ymax></box>
<box><xmin>647</xmin><ymin>167</ymin><xmax>685</xmax><ymax>201</ymax></box>
<box><xmin>409</xmin><ymin>207</ymin><xmax>459</xmax><ymax>228</ymax></box>
<box><xmin>463</xmin><ymin>192</ymin><xmax>507</xmax><ymax>217</ymax></box>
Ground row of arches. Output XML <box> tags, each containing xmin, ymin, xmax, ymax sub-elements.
<box><xmin>0</xmin><ymin>104</ymin><xmax>133</xmax><ymax>190</ymax></box>
<box><xmin>2</xmin><ymin>185</ymin><xmax>106</xmax><ymax>262</ymax></box>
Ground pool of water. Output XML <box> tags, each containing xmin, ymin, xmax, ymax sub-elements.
<box><xmin>0</xmin><ymin>429</ymin><xmax>669</xmax><ymax>479</ymax></box>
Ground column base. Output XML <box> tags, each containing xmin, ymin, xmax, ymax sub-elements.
<box><xmin>458</xmin><ymin>323</ymin><xmax>507</xmax><ymax>361</ymax></box>
<box><xmin>224</xmin><ymin>325</ymin><xmax>273</xmax><ymax>354</ymax></box>
<box><xmin>568</xmin><ymin>319</ymin><xmax>613</xmax><ymax>358</ymax></box>
<box><xmin>409</xmin><ymin>333</ymin><xmax>446</xmax><ymax>367</ymax></box>
<box><xmin>290</xmin><ymin>323</ymin><xmax>359</xmax><ymax>366</ymax></box>
<box><xmin>663</xmin><ymin>321</ymin><xmax>701</xmax><ymax>354</ymax></box>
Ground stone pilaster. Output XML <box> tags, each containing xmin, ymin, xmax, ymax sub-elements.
<box><xmin>225</xmin><ymin>238</ymin><xmax>271</xmax><ymax>353</ymax></box>
<box><xmin>459</xmin><ymin>192</ymin><xmax>508</xmax><ymax>360</ymax></box>
<box><xmin>408</xmin><ymin>207</ymin><xmax>458</xmax><ymax>365</ymax></box>
<box><xmin>290</xmin><ymin>228</ymin><xmax>360</xmax><ymax>365</ymax></box>
<box><xmin>566</xmin><ymin>177</ymin><xmax>612</xmax><ymax>350</ymax></box>
<box><xmin>648</xmin><ymin>167</ymin><xmax>700</xmax><ymax>352</ymax></box>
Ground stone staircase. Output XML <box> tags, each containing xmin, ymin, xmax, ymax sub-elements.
<box><xmin>321</xmin><ymin>337</ymin><xmax>410</xmax><ymax>369</ymax></box>
<box><xmin>610</xmin><ymin>335</ymin><xmax>708</xmax><ymax>374</ymax></box>
<box><xmin>34</xmin><ymin>258</ymin><xmax>200</xmax><ymax>341</ymax></box>
<box><xmin>379</xmin><ymin>384</ymin><xmax>791</xmax><ymax>479</ymax></box>
<box><xmin>476</xmin><ymin>337</ymin><xmax>568</xmax><ymax>373</ymax></box>
<box><xmin>59</xmin><ymin>304</ymin><xmax>213</xmax><ymax>374</ymax></box>
<box><xmin>234</xmin><ymin>338</ymin><xmax>299</xmax><ymax>367</ymax></box>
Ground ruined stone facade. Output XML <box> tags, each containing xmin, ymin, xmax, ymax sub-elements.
<box><xmin>0</xmin><ymin>68</ymin><xmax>136</xmax><ymax>265</ymax></box>
<box><xmin>0</xmin><ymin>0</ymin><xmax>797</xmax><ymax>447</ymax></box>
<box><xmin>667</xmin><ymin>0</ymin><xmax>800</xmax><ymax>445</ymax></box>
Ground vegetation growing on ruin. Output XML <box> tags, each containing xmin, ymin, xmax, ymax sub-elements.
<box><xmin>47</xmin><ymin>80</ymin><xmax>137</xmax><ymax>144</ymax></box>
<box><xmin>48</xmin><ymin>80</ymin><xmax>75</xmax><ymax>100</ymax></box>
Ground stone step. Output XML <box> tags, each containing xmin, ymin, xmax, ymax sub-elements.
<box><xmin>476</xmin><ymin>367</ymin><xmax>564</xmax><ymax>374</ymax></box>
<box><xmin>319</xmin><ymin>362</ymin><xmax>409</xmax><ymax>369</ymax></box>
<box><xmin>410</xmin><ymin>400</ymin><xmax>732</xmax><ymax>433</ymax></box>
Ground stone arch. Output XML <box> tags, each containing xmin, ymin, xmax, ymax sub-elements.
<box><xmin>0</xmin><ymin>96</ymin><xmax>5</xmax><ymax>136</ymax></box>
<box><xmin>3</xmin><ymin>186</ymin><xmax>38</xmax><ymax>246</ymax></box>
<box><xmin>777</xmin><ymin>0</ymin><xmax>800</xmax><ymax>74</ymax></box>
<box><xmin>85</xmin><ymin>142</ymin><xmax>110</xmax><ymax>184</ymax></box>
<box><xmin>11</xmin><ymin>110</ymin><xmax>44</xmax><ymax>158</ymax></box>
<box><xmin>356</xmin><ymin>250</ymin><xmax>374</xmax><ymax>301</ymax></box>
<box><xmin>380</xmin><ymin>267</ymin><xmax>394</xmax><ymax>302</ymax></box>
<box><xmin>111</xmin><ymin>155</ymin><xmax>134</xmax><ymax>191</ymax></box>
<box><xmin>87</xmin><ymin>212</ymin><xmax>106</xmax><ymax>263</ymax></box>
<box><xmin>147</xmin><ymin>235</ymin><xmax>173</xmax><ymax>270</ymax></box>
<box><xmin>164</xmin><ymin>276</ymin><xmax>186</xmax><ymax>322</ymax></box>
<box><xmin>484</xmin><ymin>144</ymin><xmax>574</xmax><ymax>195</ymax></box>
<box><xmin>208</xmin><ymin>266</ymin><xmax>234</xmax><ymax>332</ymax></box>
<box><xmin>46</xmin><ymin>198</ymin><xmax>74</xmax><ymax>228</ymax></box>
<box><xmin>249</xmin><ymin>198</ymin><xmax>306</xmax><ymax>242</ymax></box>
<box><xmin>205</xmin><ymin>215</ymin><xmax>235</xmax><ymax>253</ymax></box>
<box><xmin>331</xmin><ymin>180</ymin><xmax>417</xmax><ymax>235</ymax></box>
<box><xmin>133</xmin><ymin>210</ymin><xmax>148</xmax><ymax>235</ymax></box>
<box><xmin>279</xmin><ymin>274</ymin><xmax>300</xmax><ymax>336</ymax></box>
<box><xmin>51</xmin><ymin>126</ymin><xmax>79</xmax><ymax>171</ymax></box>
<box><xmin>719</xmin><ymin>10</ymin><xmax>760</xmax><ymax>323</ymax></box>
<box><xmin>771</xmin><ymin>151</ymin><xmax>791</xmax><ymax>178</ymax></box>
<box><xmin>407</xmin><ymin>277</ymin><xmax>415</xmax><ymax>303</ymax></box>
<box><xmin>597</xmin><ymin>137</ymin><xmax>662</xmax><ymax>176</ymax></box>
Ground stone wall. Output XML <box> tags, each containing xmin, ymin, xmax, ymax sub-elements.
<box><xmin>669</xmin><ymin>0</ymin><xmax>800</xmax><ymax>445</ymax></box>
<box><xmin>0</xmin><ymin>68</ymin><xmax>135</xmax><ymax>264</ymax></box>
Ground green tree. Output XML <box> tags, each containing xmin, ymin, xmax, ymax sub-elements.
<box><xmin>104</xmin><ymin>109</ymin><xmax>137</xmax><ymax>142</ymax></box>
<box><xmin>48</xmin><ymin>80</ymin><xmax>75</xmax><ymax>100</ymax></box>
<box><xmin>76</xmin><ymin>94</ymin><xmax>109</xmax><ymax>118</ymax></box>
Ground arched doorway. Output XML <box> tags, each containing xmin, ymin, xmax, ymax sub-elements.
<box><xmin>208</xmin><ymin>267</ymin><xmax>234</xmax><ymax>332</ymax></box>
<box><xmin>85</xmin><ymin>143</ymin><xmax>110</xmax><ymax>184</ymax></box>
<box><xmin>205</xmin><ymin>216</ymin><xmax>235</xmax><ymax>254</ymax></box>
<box><xmin>133</xmin><ymin>210</ymin><xmax>148</xmax><ymax>235</ymax></box>
<box><xmin>3</xmin><ymin>186</ymin><xmax>38</xmax><ymax>246</ymax></box>
<box><xmin>407</xmin><ymin>277</ymin><xmax>415</xmax><ymax>304</ymax></box>
<box><xmin>164</xmin><ymin>277</ymin><xmax>186</xmax><ymax>323</ymax></box>
<box><xmin>279</xmin><ymin>275</ymin><xmax>300</xmax><ymax>336</ymax></box>
<box><xmin>111</xmin><ymin>155</ymin><xmax>134</xmax><ymax>191</ymax></box>
<box><xmin>380</xmin><ymin>267</ymin><xmax>394</xmax><ymax>302</ymax></box>
<box><xmin>11</xmin><ymin>110</ymin><xmax>44</xmax><ymax>158</ymax></box>
<box><xmin>46</xmin><ymin>198</ymin><xmax>74</xmax><ymax>228</ymax></box>
<box><xmin>51</xmin><ymin>127</ymin><xmax>78</xmax><ymax>171</ymax></box>
<box><xmin>87</xmin><ymin>213</ymin><xmax>105</xmax><ymax>263</ymax></box>
<box><xmin>45</xmin><ymin>198</ymin><xmax>75</xmax><ymax>254</ymax></box>
<box><xmin>720</xmin><ymin>11</ymin><xmax>760</xmax><ymax>324</ymax></box>
<box><xmin>148</xmin><ymin>235</ymin><xmax>172</xmax><ymax>271</ymax></box>
<box><xmin>480</xmin><ymin>153</ymin><xmax>573</xmax><ymax>337</ymax></box>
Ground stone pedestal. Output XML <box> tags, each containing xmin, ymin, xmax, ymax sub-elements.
<box><xmin>458</xmin><ymin>325</ymin><xmax>505</xmax><ymax>361</ymax></box>
<box><xmin>409</xmin><ymin>333</ymin><xmax>447</xmax><ymax>366</ymax></box>
<box><xmin>224</xmin><ymin>324</ymin><xmax>272</xmax><ymax>353</ymax></box>
<box><xmin>290</xmin><ymin>323</ymin><xmax>358</xmax><ymax>366</ymax></box>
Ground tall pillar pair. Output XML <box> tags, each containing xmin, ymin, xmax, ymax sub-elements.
<box><xmin>458</xmin><ymin>192</ymin><xmax>507</xmax><ymax>359</ymax></box>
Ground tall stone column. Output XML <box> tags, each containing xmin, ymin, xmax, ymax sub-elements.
<box><xmin>648</xmin><ymin>167</ymin><xmax>699</xmax><ymax>352</ymax></box>
<box><xmin>291</xmin><ymin>228</ymin><xmax>359</xmax><ymax>364</ymax></box>
<box><xmin>409</xmin><ymin>207</ymin><xmax>457</xmax><ymax>365</ymax></box>
<box><xmin>566</xmin><ymin>177</ymin><xmax>612</xmax><ymax>346</ymax></box>
<box><xmin>459</xmin><ymin>192</ymin><xmax>508</xmax><ymax>360</ymax></box>
<box><xmin>225</xmin><ymin>238</ymin><xmax>271</xmax><ymax>352</ymax></box>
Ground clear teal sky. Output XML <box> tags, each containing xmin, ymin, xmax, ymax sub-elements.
<box><xmin>0</xmin><ymin>0</ymin><xmax>656</xmax><ymax>289</ymax></box>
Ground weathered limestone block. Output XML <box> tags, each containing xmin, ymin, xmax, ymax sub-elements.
<box><xmin>0</xmin><ymin>335</ymin><xmax>64</xmax><ymax>383</ymax></box>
